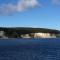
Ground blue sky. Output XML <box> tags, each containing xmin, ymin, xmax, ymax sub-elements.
<box><xmin>0</xmin><ymin>0</ymin><xmax>60</xmax><ymax>30</ymax></box>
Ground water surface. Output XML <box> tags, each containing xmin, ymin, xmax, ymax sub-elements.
<box><xmin>0</xmin><ymin>38</ymin><xmax>60</xmax><ymax>60</ymax></box>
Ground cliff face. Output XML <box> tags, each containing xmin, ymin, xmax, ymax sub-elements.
<box><xmin>20</xmin><ymin>33</ymin><xmax>57</xmax><ymax>38</ymax></box>
<box><xmin>0</xmin><ymin>27</ymin><xmax>60</xmax><ymax>38</ymax></box>
<box><xmin>0</xmin><ymin>31</ymin><xmax>8</xmax><ymax>38</ymax></box>
<box><xmin>0</xmin><ymin>31</ymin><xmax>59</xmax><ymax>38</ymax></box>
<box><xmin>34</xmin><ymin>33</ymin><xmax>56</xmax><ymax>38</ymax></box>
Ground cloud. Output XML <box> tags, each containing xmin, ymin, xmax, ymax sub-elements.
<box><xmin>0</xmin><ymin>4</ymin><xmax>17</xmax><ymax>15</ymax></box>
<box><xmin>0</xmin><ymin>0</ymin><xmax>39</xmax><ymax>15</ymax></box>
<box><xmin>52</xmin><ymin>0</ymin><xmax>60</xmax><ymax>5</ymax></box>
<box><xmin>17</xmin><ymin>0</ymin><xmax>40</xmax><ymax>12</ymax></box>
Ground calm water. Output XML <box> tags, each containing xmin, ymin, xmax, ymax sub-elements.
<box><xmin>0</xmin><ymin>38</ymin><xmax>60</xmax><ymax>60</ymax></box>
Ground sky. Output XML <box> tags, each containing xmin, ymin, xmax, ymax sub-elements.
<box><xmin>0</xmin><ymin>0</ymin><xmax>60</xmax><ymax>30</ymax></box>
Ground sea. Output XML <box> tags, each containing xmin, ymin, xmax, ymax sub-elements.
<box><xmin>0</xmin><ymin>38</ymin><xmax>60</xmax><ymax>60</ymax></box>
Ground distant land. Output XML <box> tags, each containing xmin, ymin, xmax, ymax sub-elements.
<box><xmin>0</xmin><ymin>27</ymin><xmax>60</xmax><ymax>38</ymax></box>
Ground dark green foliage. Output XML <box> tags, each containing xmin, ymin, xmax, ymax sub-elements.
<box><xmin>56</xmin><ymin>34</ymin><xmax>60</xmax><ymax>38</ymax></box>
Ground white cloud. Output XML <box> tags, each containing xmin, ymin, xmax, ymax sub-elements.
<box><xmin>0</xmin><ymin>0</ymin><xmax>39</xmax><ymax>15</ymax></box>
<box><xmin>0</xmin><ymin>4</ymin><xmax>17</xmax><ymax>15</ymax></box>
<box><xmin>52</xmin><ymin>0</ymin><xmax>60</xmax><ymax>5</ymax></box>
<box><xmin>17</xmin><ymin>0</ymin><xmax>39</xmax><ymax>12</ymax></box>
